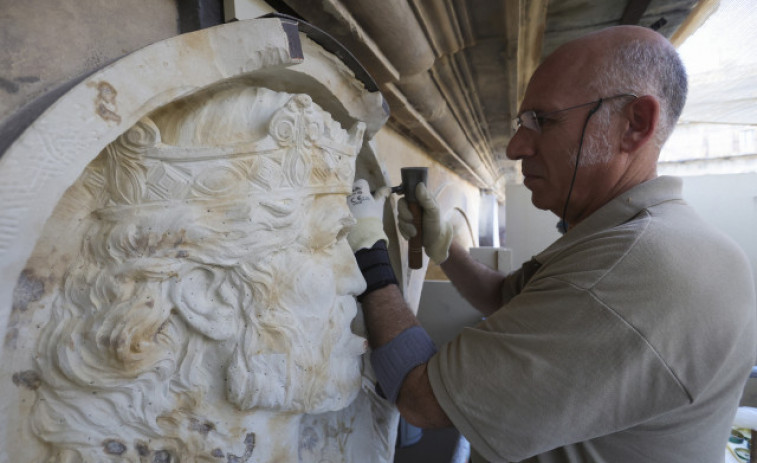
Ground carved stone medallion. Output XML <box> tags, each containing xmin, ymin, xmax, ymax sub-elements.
<box><xmin>0</xmin><ymin>19</ymin><xmax>396</xmax><ymax>463</ymax></box>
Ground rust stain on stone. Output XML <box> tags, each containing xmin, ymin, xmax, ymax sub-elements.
<box><xmin>4</xmin><ymin>327</ymin><xmax>19</xmax><ymax>349</ymax></box>
<box><xmin>89</xmin><ymin>81</ymin><xmax>122</xmax><ymax>124</ymax></box>
<box><xmin>12</xmin><ymin>370</ymin><xmax>41</xmax><ymax>390</ymax></box>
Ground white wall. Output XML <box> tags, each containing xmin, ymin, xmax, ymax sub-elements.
<box><xmin>679</xmin><ymin>173</ymin><xmax>757</xmax><ymax>290</ymax></box>
<box><xmin>503</xmin><ymin>174</ymin><xmax>757</xmax><ymax>291</ymax></box>
<box><xmin>503</xmin><ymin>183</ymin><xmax>561</xmax><ymax>269</ymax></box>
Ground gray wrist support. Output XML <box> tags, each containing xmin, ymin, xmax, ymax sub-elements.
<box><xmin>370</xmin><ymin>325</ymin><xmax>437</xmax><ymax>403</ymax></box>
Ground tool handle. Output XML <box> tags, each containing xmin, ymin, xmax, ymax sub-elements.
<box><xmin>408</xmin><ymin>201</ymin><xmax>423</xmax><ymax>269</ymax></box>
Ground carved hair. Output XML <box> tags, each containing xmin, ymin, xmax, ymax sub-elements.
<box><xmin>29</xmin><ymin>86</ymin><xmax>364</xmax><ymax>459</ymax></box>
<box><xmin>31</xmin><ymin>190</ymin><xmax>308</xmax><ymax>449</ymax></box>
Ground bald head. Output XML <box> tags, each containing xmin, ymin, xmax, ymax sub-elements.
<box><xmin>562</xmin><ymin>25</ymin><xmax>673</xmax><ymax>57</ymax></box>
<box><xmin>508</xmin><ymin>26</ymin><xmax>689</xmax><ymax>226</ymax></box>
<box><xmin>533</xmin><ymin>25</ymin><xmax>687</xmax><ymax>151</ymax></box>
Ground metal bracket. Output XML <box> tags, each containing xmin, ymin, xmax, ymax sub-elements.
<box><xmin>258</xmin><ymin>12</ymin><xmax>381</xmax><ymax>94</ymax></box>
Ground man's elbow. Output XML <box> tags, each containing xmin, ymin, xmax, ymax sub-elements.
<box><xmin>395</xmin><ymin>365</ymin><xmax>453</xmax><ymax>429</ymax></box>
<box><xmin>397</xmin><ymin>400</ymin><xmax>453</xmax><ymax>429</ymax></box>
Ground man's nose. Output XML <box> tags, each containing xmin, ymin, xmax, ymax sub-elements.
<box><xmin>506</xmin><ymin>129</ymin><xmax>536</xmax><ymax>161</ymax></box>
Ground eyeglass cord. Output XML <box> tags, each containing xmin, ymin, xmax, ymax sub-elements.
<box><xmin>557</xmin><ymin>98</ymin><xmax>604</xmax><ymax>234</ymax></box>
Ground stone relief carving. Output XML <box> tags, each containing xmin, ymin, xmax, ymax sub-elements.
<box><xmin>11</xmin><ymin>84</ymin><xmax>396</xmax><ymax>462</ymax></box>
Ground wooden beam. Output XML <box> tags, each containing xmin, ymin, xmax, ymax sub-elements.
<box><xmin>670</xmin><ymin>0</ymin><xmax>720</xmax><ymax>47</ymax></box>
<box><xmin>516</xmin><ymin>0</ymin><xmax>548</xmax><ymax>107</ymax></box>
<box><xmin>503</xmin><ymin>0</ymin><xmax>520</xmax><ymax>122</ymax></box>
<box><xmin>281</xmin><ymin>0</ymin><xmax>401</xmax><ymax>84</ymax></box>
<box><xmin>620</xmin><ymin>0</ymin><xmax>653</xmax><ymax>25</ymax></box>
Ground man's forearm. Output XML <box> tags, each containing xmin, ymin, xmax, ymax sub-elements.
<box><xmin>441</xmin><ymin>240</ymin><xmax>506</xmax><ymax>316</ymax></box>
<box><xmin>360</xmin><ymin>283</ymin><xmax>452</xmax><ymax>428</ymax></box>
<box><xmin>360</xmin><ymin>283</ymin><xmax>419</xmax><ymax>348</ymax></box>
<box><xmin>346</xmin><ymin>181</ymin><xmax>450</xmax><ymax>425</ymax></box>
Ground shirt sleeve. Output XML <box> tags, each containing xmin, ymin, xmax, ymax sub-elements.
<box><xmin>427</xmin><ymin>276</ymin><xmax>690</xmax><ymax>462</ymax></box>
<box><xmin>500</xmin><ymin>258</ymin><xmax>543</xmax><ymax>304</ymax></box>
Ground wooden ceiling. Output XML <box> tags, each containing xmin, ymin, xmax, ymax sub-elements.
<box><xmin>279</xmin><ymin>0</ymin><xmax>717</xmax><ymax>198</ymax></box>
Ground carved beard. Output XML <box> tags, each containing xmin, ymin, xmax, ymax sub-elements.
<box><xmin>226</xmin><ymin>255</ymin><xmax>365</xmax><ymax>414</ymax></box>
<box><xmin>226</xmin><ymin>329</ymin><xmax>362</xmax><ymax>414</ymax></box>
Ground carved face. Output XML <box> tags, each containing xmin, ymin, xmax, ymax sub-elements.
<box><xmin>226</xmin><ymin>194</ymin><xmax>367</xmax><ymax>414</ymax></box>
<box><xmin>28</xmin><ymin>87</ymin><xmax>369</xmax><ymax>457</ymax></box>
<box><xmin>278</xmin><ymin>194</ymin><xmax>366</xmax><ymax>412</ymax></box>
<box><xmin>293</xmin><ymin>194</ymin><xmax>367</xmax><ymax>411</ymax></box>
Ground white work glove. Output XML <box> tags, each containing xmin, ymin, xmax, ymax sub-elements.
<box><xmin>397</xmin><ymin>183</ymin><xmax>453</xmax><ymax>264</ymax></box>
<box><xmin>347</xmin><ymin>179</ymin><xmax>391</xmax><ymax>252</ymax></box>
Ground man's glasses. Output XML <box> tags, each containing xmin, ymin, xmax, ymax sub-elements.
<box><xmin>512</xmin><ymin>93</ymin><xmax>637</xmax><ymax>134</ymax></box>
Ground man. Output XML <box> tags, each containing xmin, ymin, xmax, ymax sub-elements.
<box><xmin>347</xmin><ymin>25</ymin><xmax>757</xmax><ymax>462</ymax></box>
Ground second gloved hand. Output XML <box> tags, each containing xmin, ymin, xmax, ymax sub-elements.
<box><xmin>397</xmin><ymin>183</ymin><xmax>453</xmax><ymax>264</ymax></box>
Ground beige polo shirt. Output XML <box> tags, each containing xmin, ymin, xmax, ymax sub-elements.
<box><xmin>428</xmin><ymin>176</ymin><xmax>757</xmax><ymax>462</ymax></box>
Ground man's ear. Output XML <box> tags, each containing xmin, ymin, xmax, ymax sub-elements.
<box><xmin>620</xmin><ymin>95</ymin><xmax>660</xmax><ymax>153</ymax></box>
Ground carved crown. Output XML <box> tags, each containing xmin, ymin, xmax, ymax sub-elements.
<box><xmin>92</xmin><ymin>93</ymin><xmax>365</xmax><ymax>209</ymax></box>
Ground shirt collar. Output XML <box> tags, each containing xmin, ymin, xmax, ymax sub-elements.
<box><xmin>534</xmin><ymin>176</ymin><xmax>684</xmax><ymax>264</ymax></box>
